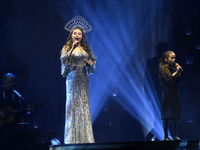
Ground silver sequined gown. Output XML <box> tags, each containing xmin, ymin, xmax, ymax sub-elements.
<box><xmin>60</xmin><ymin>46</ymin><xmax>96</xmax><ymax>144</ymax></box>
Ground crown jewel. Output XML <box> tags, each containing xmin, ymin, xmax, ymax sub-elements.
<box><xmin>64</xmin><ymin>15</ymin><xmax>92</xmax><ymax>33</ymax></box>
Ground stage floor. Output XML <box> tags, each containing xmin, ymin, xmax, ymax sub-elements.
<box><xmin>49</xmin><ymin>140</ymin><xmax>200</xmax><ymax>150</ymax></box>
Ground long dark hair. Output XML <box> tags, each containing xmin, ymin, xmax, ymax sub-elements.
<box><xmin>61</xmin><ymin>26</ymin><xmax>94</xmax><ymax>57</ymax></box>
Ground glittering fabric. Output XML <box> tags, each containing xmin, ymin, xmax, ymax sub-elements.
<box><xmin>60</xmin><ymin>47</ymin><xmax>96</xmax><ymax>144</ymax></box>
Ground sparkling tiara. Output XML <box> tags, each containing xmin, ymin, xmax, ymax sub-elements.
<box><xmin>64</xmin><ymin>15</ymin><xmax>92</xmax><ymax>33</ymax></box>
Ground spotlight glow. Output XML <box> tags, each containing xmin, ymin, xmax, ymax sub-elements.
<box><xmin>58</xmin><ymin>0</ymin><xmax>175</xmax><ymax>141</ymax></box>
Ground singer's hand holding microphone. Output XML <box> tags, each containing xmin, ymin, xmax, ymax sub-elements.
<box><xmin>67</xmin><ymin>38</ymin><xmax>79</xmax><ymax>57</ymax></box>
<box><xmin>174</xmin><ymin>62</ymin><xmax>183</xmax><ymax>71</ymax></box>
<box><xmin>72</xmin><ymin>38</ymin><xmax>79</xmax><ymax>49</ymax></box>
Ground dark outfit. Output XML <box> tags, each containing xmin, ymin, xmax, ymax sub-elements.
<box><xmin>0</xmin><ymin>88</ymin><xmax>25</xmax><ymax>149</ymax></box>
<box><xmin>159</xmin><ymin>64</ymin><xmax>182</xmax><ymax>120</ymax></box>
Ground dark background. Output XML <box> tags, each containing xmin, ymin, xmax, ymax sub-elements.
<box><xmin>0</xmin><ymin>0</ymin><xmax>200</xmax><ymax>143</ymax></box>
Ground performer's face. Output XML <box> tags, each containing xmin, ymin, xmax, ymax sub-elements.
<box><xmin>72</xmin><ymin>29</ymin><xmax>82</xmax><ymax>43</ymax></box>
<box><xmin>165</xmin><ymin>53</ymin><xmax>176</xmax><ymax>66</ymax></box>
<box><xmin>3</xmin><ymin>77</ymin><xmax>15</xmax><ymax>90</ymax></box>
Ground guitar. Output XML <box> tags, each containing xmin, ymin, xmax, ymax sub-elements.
<box><xmin>0</xmin><ymin>102</ymin><xmax>43</xmax><ymax>127</ymax></box>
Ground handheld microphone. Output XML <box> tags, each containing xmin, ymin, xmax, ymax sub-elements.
<box><xmin>75</xmin><ymin>38</ymin><xmax>79</xmax><ymax>47</ymax></box>
<box><xmin>173</xmin><ymin>62</ymin><xmax>183</xmax><ymax>71</ymax></box>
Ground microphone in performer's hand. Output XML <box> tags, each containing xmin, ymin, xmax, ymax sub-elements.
<box><xmin>75</xmin><ymin>38</ymin><xmax>79</xmax><ymax>47</ymax></box>
<box><xmin>173</xmin><ymin>62</ymin><xmax>183</xmax><ymax>71</ymax></box>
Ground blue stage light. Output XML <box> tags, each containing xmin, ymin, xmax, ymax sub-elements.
<box><xmin>58</xmin><ymin>0</ymin><xmax>174</xmax><ymax>141</ymax></box>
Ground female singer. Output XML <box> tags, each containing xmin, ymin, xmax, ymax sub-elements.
<box><xmin>159</xmin><ymin>50</ymin><xmax>182</xmax><ymax>141</ymax></box>
<box><xmin>60</xmin><ymin>25</ymin><xmax>96</xmax><ymax>144</ymax></box>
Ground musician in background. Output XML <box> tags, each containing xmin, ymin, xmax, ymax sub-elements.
<box><xmin>0</xmin><ymin>73</ymin><xmax>30</xmax><ymax>149</ymax></box>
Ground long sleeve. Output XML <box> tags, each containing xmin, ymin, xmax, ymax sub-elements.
<box><xmin>176</xmin><ymin>71</ymin><xmax>181</xmax><ymax>83</ymax></box>
<box><xmin>159</xmin><ymin>67</ymin><xmax>174</xmax><ymax>85</ymax></box>
<box><xmin>60</xmin><ymin>46</ymin><xmax>69</xmax><ymax>77</ymax></box>
<box><xmin>86</xmin><ymin>55</ymin><xmax>96</xmax><ymax>75</ymax></box>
